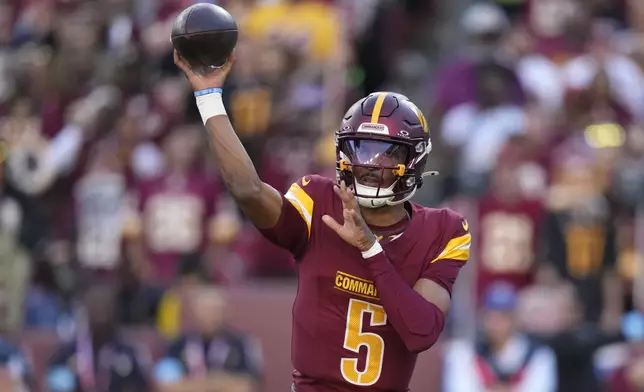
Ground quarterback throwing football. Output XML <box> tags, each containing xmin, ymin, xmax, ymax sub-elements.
<box><xmin>175</xmin><ymin>51</ymin><xmax>470</xmax><ymax>392</ymax></box>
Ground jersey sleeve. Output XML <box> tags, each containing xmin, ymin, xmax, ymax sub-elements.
<box><xmin>421</xmin><ymin>209</ymin><xmax>471</xmax><ymax>296</ymax></box>
<box><xmin>258</xmin><ymin>175</ymin><xmax>326</xmax><ymax>259</ymax></box>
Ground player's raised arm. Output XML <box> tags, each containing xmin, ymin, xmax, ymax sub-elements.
<box><xmin>174</xmin><ymin>51</ymin><xmax>282</xmax><ymax>229</ymax></box>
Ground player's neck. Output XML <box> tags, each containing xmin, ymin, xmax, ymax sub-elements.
<box><xmin>360</xmin><ymin>205</ymin><xmax>408</xmax><ymax>228</ymax></box>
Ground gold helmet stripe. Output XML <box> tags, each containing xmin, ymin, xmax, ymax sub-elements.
<box><xmin>370</xmin><ymin>93</ymin><xmax>388</xmax><ymax>123</ymax></box>
<box><xmin>409</xmin><ymin>102</ymin><xmax>429</xmax><ymax>133</ymax></box>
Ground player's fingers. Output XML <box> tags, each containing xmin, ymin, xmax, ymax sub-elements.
<box><xmin>333</xmin><ymin>184</ymin><xmax>346</xmax><ymax>203</ymax></box>
<box><xmin>322</xmin><ymin>214</ymin><xmax>343</xmax><ymax>233</ymax></box>
<box><xmin>343</xmin><ymin>208</ymin><xmax>355</xmax><ymax>225</ymax></box>
<box><xmin>337</xmin><ymin>182</ymin><xmax>359</xmax><ymax>210</ymax></box>
<box><xmin>347</xmin><ymin>209</ymin><xmax>362</xmax><ymax>226</ymax></box>
<box><xmin>216</xmin><ymin>51</ymin><xmax>236</xmax><ymax>76</ymax></box>
<box><xmin>335</xmin><ymin>182</ymin><xmax>352</xmax><ymax>204</ymax></box>
<box><xmin>344</xmin><ymin>187</ymin><xmax>359</xmax><ymax>210</ymax></box>
<box><xmin>173</xmin><ymin>50</ymin><xmax>192</xmax><ymax>74</ymax></box>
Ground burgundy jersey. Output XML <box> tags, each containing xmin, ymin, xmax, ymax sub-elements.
<box><xmin>133</xmin><ymin>173</ymin><xmax>219</xmax><ymax>282</ymax></box>
<box><xmin>475</xmin><ymin>195</ymin><xmax>545</xmax><ymax>299</ymax></box>
<box><xmin>260</xmin><ymin>175</ymin><xmax>470</xmax><ymax>392</ymax></box>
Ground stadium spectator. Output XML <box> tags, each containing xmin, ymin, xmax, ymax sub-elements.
<box><xmin>441</xmin><ymin>61</ymin><xmax>526</xmax><ymax>195</ymax></box>
<box><xmin>432</xmin><ymin>2</ymin><xmax>524</xmax><ymax>117</ymax></box>
<box><xmin>73</xmin><ymin>142</ymin><xmax>130</xmax><ymax>281</ymax></box>
<box><xmin>542</xmin><ymin>150</ymin><xmax>623</xmax><ymax>325</ymax></box>
<box><xmin>23</xmin><ymin>261</ymin><xmax>69</xmax><ymax>332</ymax></box>
<box><xmin>519</xmin><ymin>282</ymin><xmax>623</xmax><ymax>392</ymax></box>
<box><xmin>443</xmin><ymin>282</ymin><xmax>557</xmax><ymax>392</ymax></box>
<box><xmin>156</xmin><ymin>253</ymin><xmax>209</xmax><ymax>340</ymax></box>
<box><xmin>154</xmin><ymin>286</ymin><xmax>262</xmax><ymax>392</ymax></box>
<box><xmin>611</xmin><ymin>125</ymin><xmax>644</xmax><ymax>213</ymax></box>
<box><xmin>240</xmin><ymin>0</ymin><xmax>347</xmax><ymax>134</ymax></box>
<box><xmin>475</xmin><ymin>156</ymin><xmax>546</xmax><ymax>299</ymax></box>
<box><xmin>0</xmin><ymin>158</ymin><xmax>32</xmax><ymax>331</ymax></box>
<box><xmin>46</xmin><ymin>285</ymin><xmax>148</xmax><ymax>392</ymax></box>
<box><xmin>241</xmin><ymin>0</ymin><xmax>343</xmax><ymax>64</ymax></box>
<box><xmin>123</xmin><ymin>125</ymin><xmax>239</xmax><ymax>286</ymax></box>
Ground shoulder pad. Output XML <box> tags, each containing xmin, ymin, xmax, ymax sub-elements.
<box><xmin>292</xmin><ymin>174</ymin><xmax>334</xmax><ymax>193</ymax></box>
<box><xmin>440</xmin><ymin>208</ymin><xmax>469</xmax><ymax>238</ymax></box>
<box><xmin>429</xmin><ymin>208</ymin><xmax>471</xmax><ymax>264</ymax></box>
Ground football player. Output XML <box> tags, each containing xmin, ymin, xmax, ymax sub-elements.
<box><xmin>174</xmin><ymin>51</ymin><xmax>471</xmax><ymax>391</ymax></box>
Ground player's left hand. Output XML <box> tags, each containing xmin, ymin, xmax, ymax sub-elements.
<box><xmin>322</xmin><ymin>181</ymin><xmax>377</xmax><ymax>253</ymax></box>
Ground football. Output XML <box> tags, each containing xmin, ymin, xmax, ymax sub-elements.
<box><xmin>171</xmin><ymin>3</ymin><xmax>238</xmax><ymax>72</ymax></box>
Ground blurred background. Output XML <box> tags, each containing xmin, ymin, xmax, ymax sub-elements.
<box><xmin>0</xmin><ymin>0</ymin><xmax>643</xmax><ymax>391</ymax></box>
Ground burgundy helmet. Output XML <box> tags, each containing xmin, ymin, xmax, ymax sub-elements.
<box><xmin>336</xmin><ymin>92</ymin><xmax>434</xmax><ymax>208</ymax></box>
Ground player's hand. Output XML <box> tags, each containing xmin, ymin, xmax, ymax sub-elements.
<box><xmin>173</xmin><ymin>49</ymin><xmax>236</xmax><ymax>90</ymax></box>
<box><xmin>322</xmin><ymin>181</ymin><xmax>377</xmax><ymax>253</ymax></box>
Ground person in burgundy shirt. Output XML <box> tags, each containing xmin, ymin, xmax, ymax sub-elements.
<box><xmin>475</xmin><ymin>160</ymin><xmax>546</xmax><ymax>299</ymax></box>
<box><xmin>175</xmin><ymin>49</ymin><xmax>470</xmax><ymax>391</ymax></box>
<box><xmin>123</xmin><ymin>125</ymin><xmax>238</xmax><ymax>285</ymax></box>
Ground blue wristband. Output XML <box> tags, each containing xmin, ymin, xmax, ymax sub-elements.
<box><xmin>194</xmin><ymin>88</ymin><xmax>223</xmax><ymax>97</ymax></box>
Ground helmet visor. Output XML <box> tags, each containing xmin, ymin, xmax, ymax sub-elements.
<box><xmin>342</xmin><ymin>139</ymin><xmax>409</xmax><ymax>167</ymax></box>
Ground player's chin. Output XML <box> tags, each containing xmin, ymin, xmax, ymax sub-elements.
<box><xmin>359</xmin><ymin>176</ymin><xmax>398</xmax><ymax>189</ymax></box>
<box><xmin>358</xmin><ymin>179</ymin><xmax>381</xmax><ymax>188</ymax></box>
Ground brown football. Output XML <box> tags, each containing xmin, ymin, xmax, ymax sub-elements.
<box><xmin>171</xmin><ymin>3</ymin><xmax>238</xmax><ymax>72</ymax></box>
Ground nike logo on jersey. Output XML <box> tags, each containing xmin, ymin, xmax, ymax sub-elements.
<box><xmin>302</xmin><ymin>177</ymin><xmax>310</xmax><ymax>186</ymax></box>
<box><xmin>462</xmin><ymin>220</ymin><xmax>469</xmax><ymax>232</ymax></box>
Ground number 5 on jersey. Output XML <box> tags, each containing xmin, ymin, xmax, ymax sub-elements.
<box><xmin>341</xmin><ymin>299</ymin><xmax>387</xmax><ymax>386</ymax></box>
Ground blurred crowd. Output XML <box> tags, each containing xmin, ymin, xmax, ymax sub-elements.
<box><xmin>0</xmin><ymin>0</ymin><xmax>643</xmax><ymax>390</ymax></box>
<box><xmin>439</xmin><ymin>0</ymin><xmax>644</xmax><ymax>391</ymax></box>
